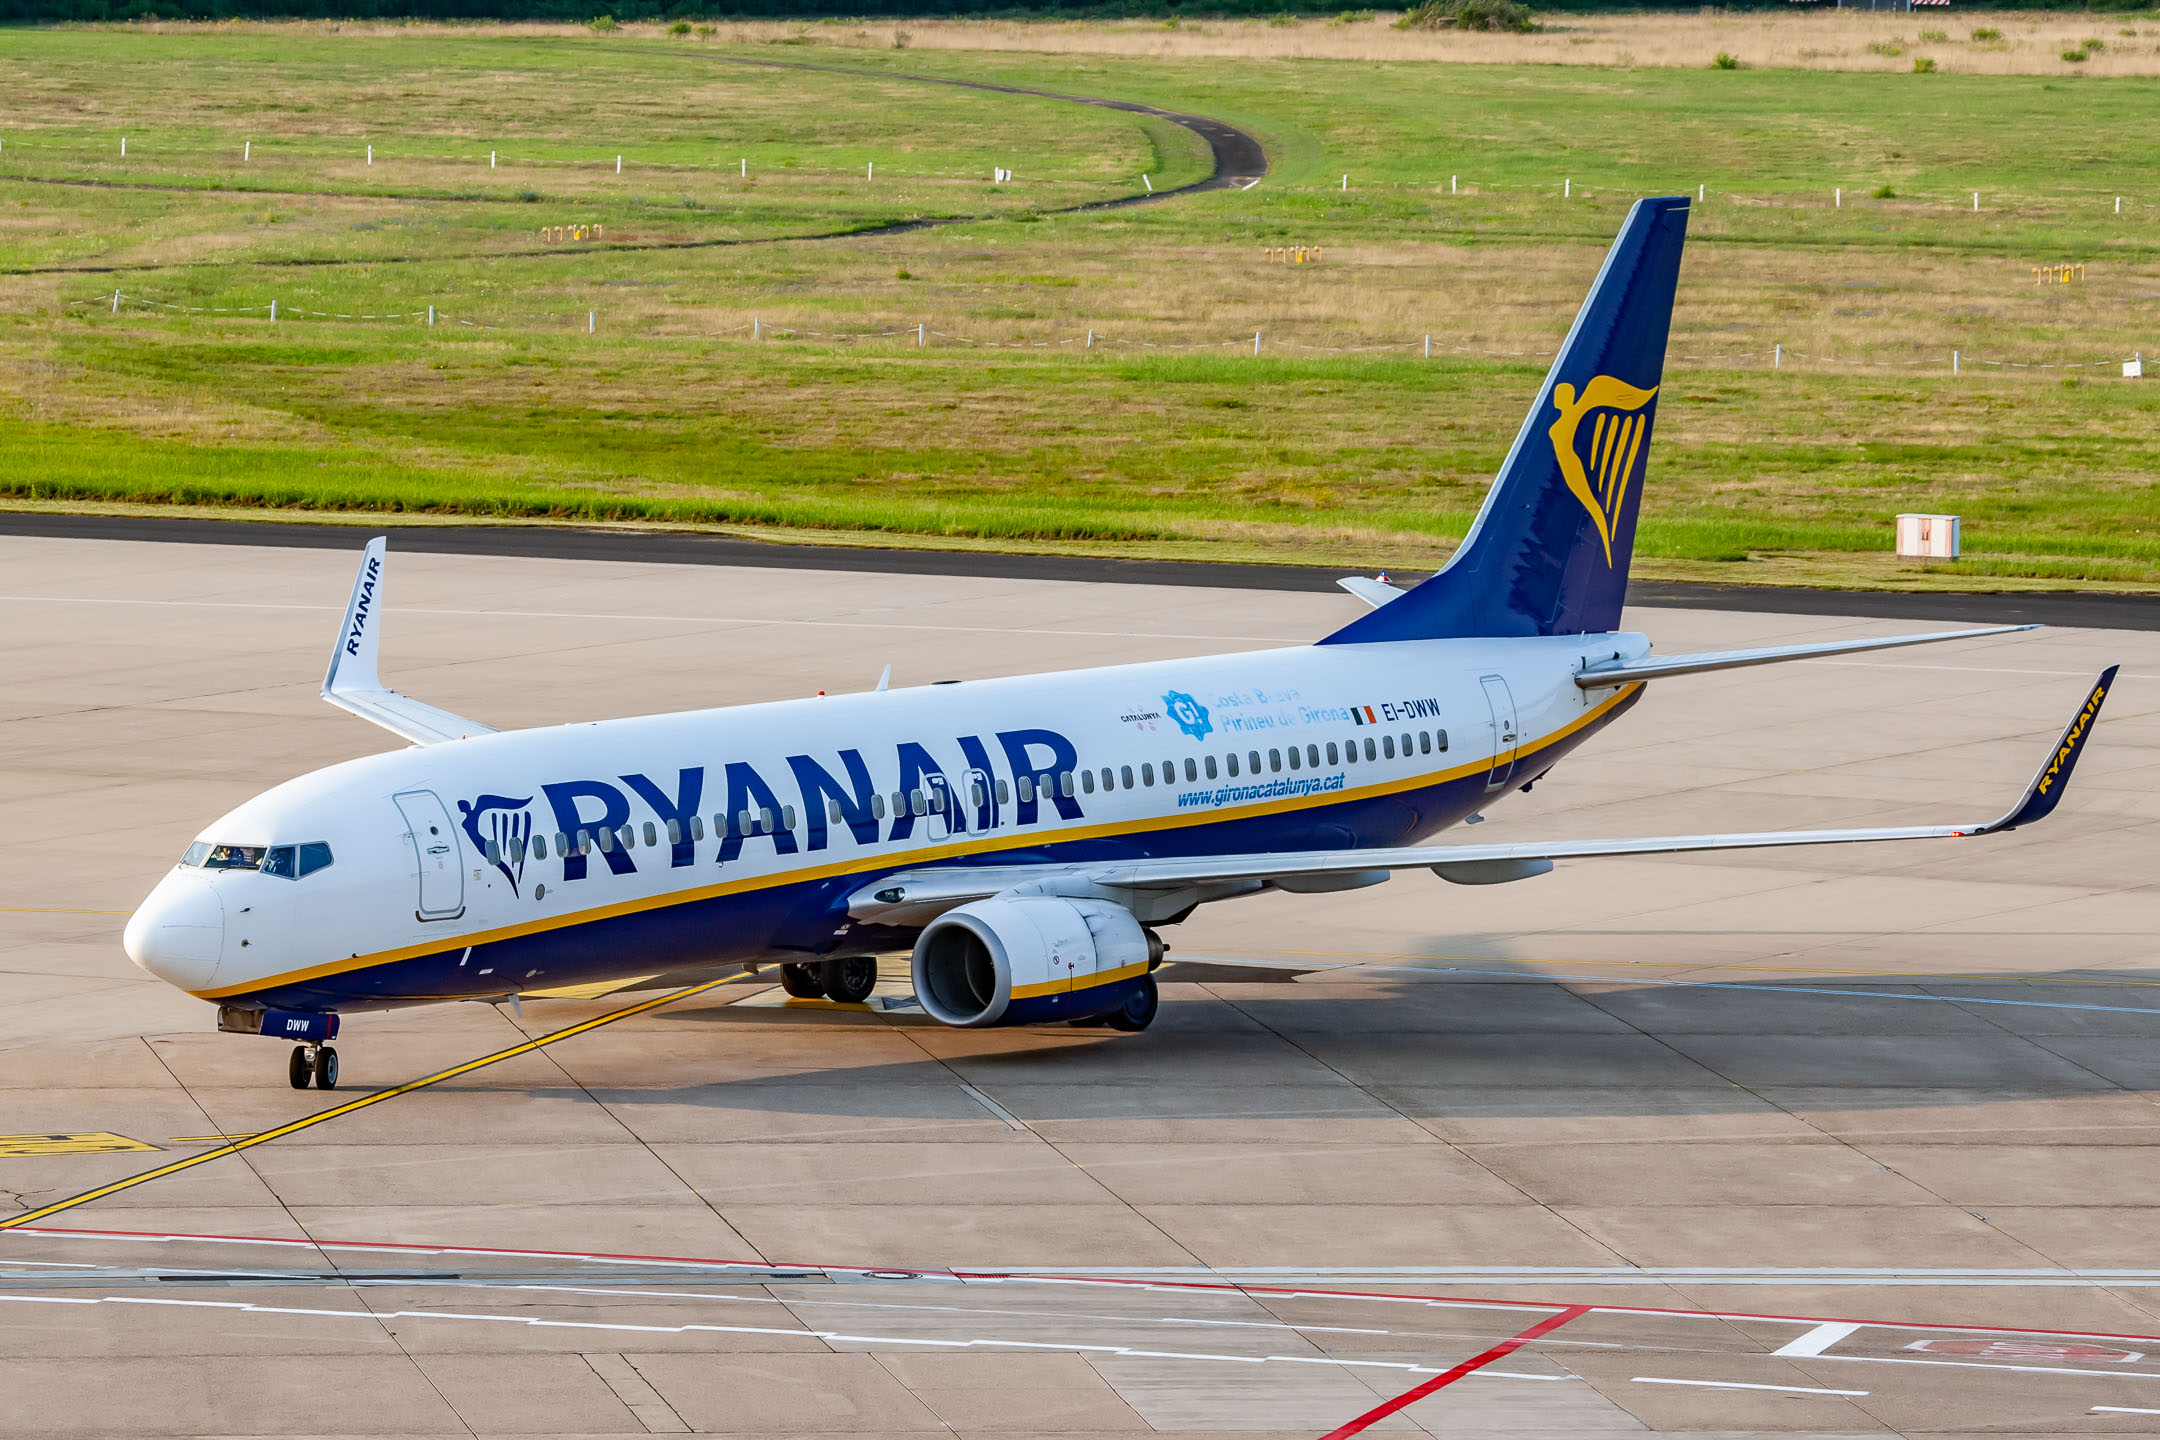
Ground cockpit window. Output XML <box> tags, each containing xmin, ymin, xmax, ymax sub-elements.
<box><xmin>203</xmin><ymin>844</ymin><xmax>266</xmax><ymax>871</ymax></box>
<box><xmin>182</xmin><ymin>841</ymin><xmax>334</xmax><ymax>878</ymax></box>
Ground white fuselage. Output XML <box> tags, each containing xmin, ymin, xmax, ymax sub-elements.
<box><xmin>124</xmin><ymin>631</ymin><xmax>1648</xmax><ymax>1011</ymax></box>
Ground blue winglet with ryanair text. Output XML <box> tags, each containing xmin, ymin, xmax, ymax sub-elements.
<box><xmin>1323</xmin><ymin>195</ymin><xmax>1690</xmax><ymax>644</ymax></box>
<box><xmin>1972</xmin><ymin>666</ymin><xmax>2116</xmax><ymax>834</ymax></box>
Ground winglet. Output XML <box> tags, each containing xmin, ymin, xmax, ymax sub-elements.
<box><xmin>323</xmin><ymin>535</ymin><xmax>389</xmax><ymax>697</ymax></box>
<box><xmin>321</xmin><ymin>537</ymin><xmax>497</xmax><ymax>746</ymax></box>
<box><xmin>1975</xmin><ymin>666</ymin><xmax>2117</xmax><ymax>834</ymax></box>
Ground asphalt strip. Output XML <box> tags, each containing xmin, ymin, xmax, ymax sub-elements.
<box><xmin>4</xmin><ymin>510</ymin><xmax>2158</xmax><ymax>630</ymax></box>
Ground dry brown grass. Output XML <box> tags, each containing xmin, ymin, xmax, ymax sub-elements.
<box><xmin>106</xmin><ymin>12</ymin><xmax>2160</xmax><ymax>77</ymax></box>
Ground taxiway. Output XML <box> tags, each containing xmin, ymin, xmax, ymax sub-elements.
<box><xmin>2</xmin><ymin>533</ymin><xmax>2157</xmax><ymax>1437</ymax></box>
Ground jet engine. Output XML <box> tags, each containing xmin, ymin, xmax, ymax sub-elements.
<box><xmin>910</xmin><ymin>896</ymin><xmax>1163</xmax><ymax>1028</ymax></box>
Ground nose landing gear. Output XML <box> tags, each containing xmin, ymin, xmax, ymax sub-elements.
<box><xmin>288</xmin><ymin>1043</ymin><xmax>339</xmax><ymax>1091</ymax></box>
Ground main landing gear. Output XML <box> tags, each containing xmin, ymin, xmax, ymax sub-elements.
<box><xmin>288</xmin><ymin>1043</ymin><xmax>339</xmax><ymax>1091</ymax></box>
<box><xmin>1104</xmin><ymin>974</ymin><xmax>1159</xmax><ymax>1032</ymax></box>
<box><xmin>776</xmin><ymin>957</ymin><xmax>880</xmax><ymax>1005</ymax></box>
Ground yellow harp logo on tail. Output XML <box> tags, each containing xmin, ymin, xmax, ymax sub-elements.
<box><xmin>1548</xmin><ymin>375</ymin><xmax>1659</xmax><ymax>565</ymax></box>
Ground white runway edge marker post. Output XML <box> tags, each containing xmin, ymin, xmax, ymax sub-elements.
<box><xmin>1142</xmin><ymin>173</ymin><xmax>1152</xmax><ymax>192</ymax></box>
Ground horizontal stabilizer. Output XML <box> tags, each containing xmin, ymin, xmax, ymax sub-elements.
<box><xmin>847</xmin><ymin>669</ymin><xmax>2111</xmax><ymax>926</ymax></box>
<box><xmin>1576</xmin><ymin>624</ymin><xmax>2037</xmax><ymax>689</ymax></box>
<box><xmin>1336</xmin><ymin>576</ymin><xmax>1408</xmax><ymax>610</ymax></box>
<box><xmin>321</xmin><ymin>536</ymin><xmax>496</xmax><ymax>747</ymax></box>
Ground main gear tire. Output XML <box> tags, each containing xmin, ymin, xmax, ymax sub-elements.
<box><xmin>777</xmin><ymin>963</ymin><xmax>826</xmax><ymax>999</ymax></box>
<box><xmin>821</xmin><ymin>955</ymin><xmax>879</xmax><ymax>1005</ymax></box>
<box><xmin>1104</xmin><ymin>974</ymin><xmax>1159</xmax><ymax>1032</ymax></box>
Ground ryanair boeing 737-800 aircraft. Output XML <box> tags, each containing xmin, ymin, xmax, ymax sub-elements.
<box><xmin>123</xmin><ymin>197</ymin><xmax>2114</xmax><ymax>1090</ymax></box>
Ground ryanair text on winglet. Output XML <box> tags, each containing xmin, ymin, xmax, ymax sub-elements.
<box><xmin>345</xmin><ymin>555</ymin><xmax>380</xmax><ymax>657</ymax></box>
<box><xmin>2037</xmin><ymin>679</ymin><xmax>2107</xmax><ymax>795</ymax></box>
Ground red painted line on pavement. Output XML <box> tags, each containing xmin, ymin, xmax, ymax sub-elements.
<box><xmin>13</xmin><ymin>1225</ymin><xmax>2160</xmax><ymax>1348</ymax></box>
<box><xmin>1314</xmin><ymin>1304</ymin><xmax>1590</xmax><ymax>1439</ymax></box>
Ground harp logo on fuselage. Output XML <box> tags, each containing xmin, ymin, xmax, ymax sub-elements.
<box><xmin>1549</xmin><ymin>375</ymin><xmax>1659</xmax><ymax>566</ymax></box>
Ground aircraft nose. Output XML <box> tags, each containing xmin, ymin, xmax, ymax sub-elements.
<box><xmin>124</xmin><ymin>874</ymin><xmax>226</xmax><ymax>991</ymax></box>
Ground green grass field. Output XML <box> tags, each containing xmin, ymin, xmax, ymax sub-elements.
<box><xmin>5</xmin><ymin>24</ymin><xmax>2160</xmax><ymax>586</ymax></box>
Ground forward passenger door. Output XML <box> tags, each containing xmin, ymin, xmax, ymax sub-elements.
<box><xmin>393</xmin><ymin>789</ymin><xmax>465</xmax><ymax>920</ymax></box>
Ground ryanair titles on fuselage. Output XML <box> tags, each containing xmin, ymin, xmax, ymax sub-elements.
<box><xmin>459</xmin><ymin>727</ymin><xmax>1085</xmax><ymax>893</ymax></box>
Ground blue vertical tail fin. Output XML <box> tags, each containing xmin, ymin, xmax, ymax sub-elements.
<box><xmin>1322</xmin><ymin>196</ymin><xmax>1690</xmax><ymax>644</ymax></box>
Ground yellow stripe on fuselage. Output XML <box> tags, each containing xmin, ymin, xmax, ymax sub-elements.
<box><xmin>195</xmin><ymin>684</ymin><xmax>1641</xmax><ymax>1001</ymax></box>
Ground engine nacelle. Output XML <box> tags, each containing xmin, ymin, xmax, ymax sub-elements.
<box><xmin>911</xmin><ymin>896</ymin><xmax>1162</xmax><ymax>1027</ymax></box>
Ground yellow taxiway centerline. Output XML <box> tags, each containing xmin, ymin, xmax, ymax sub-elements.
<box><xmin>0</xmin><ymin>971</ymin><xmax>750</xmax><ymax>1231</ymax></box>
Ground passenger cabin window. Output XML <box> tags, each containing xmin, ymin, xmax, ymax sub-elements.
<box><xmin>1436</xmin><ymin>728</ymin><xmax>1449</xmax><ymax>751</ymax></box>
<box><xmin>1248</xmin><ymin>750</ymin><xmax>1262</xmax><ymax>774</ymax></box>
<box><xmin>1327</xmin><ymin>742</ymin><xmax>1340</xmax><ymax>765</ymax></box>
<box><xmin>1287</xmin><ymin>747</ymin><xmax>1300</xmax><ymax>771</ymax></box>
<box><xmin>1204</xmin><ymin>756</ymin><xmax>1218</xmax><ymax>779</ymax></box>
<box><xmin>1119</xmin><ymin>765</ymin><xmax>1134</xmax><ymax>789</ymax></box>
<box><xmin>643</xmin><ymin>822</ymin><xmax>658</xmax><ymax>848</ymax></box>
<box><xmin>1418</xmin><ymin>732</ymin><xmax>1431</xmax><ymax>755</ymax></box>
<box><xmin>1363</xmin><ymin>738</ymin><xmax>1377</xmax><ymax>761</ymax></box>
<box><xmin>1383</xmin><ymin>736</ymin><xmax>1396</xmax><ymax>759</ymax></box>
<box><xmin>997</xmin><ymin>779</ymin><xmax>1011</xmax><ymax>804</ymax></box>
<box><xmin>782</xmin><ymin>805</ymin><xmax>797</xmax><ymax>831</ymax></box>
<box><xmin>1141</xmin><ymin>763</ymin><xmax>1154</xmax><ymax>787</ymax></box>
<box><xmin>1226</xmin><ymin>753</ymin><xmax>1239</xmax><ymax>777</ymax></box>
<box><xmin>871</xmin><ymin>795</ymin><xmax>887</xmax><ymax>820</ymax></box>
<box><xmin>1269</xmin><ymin>749</ymin><xmax>1282</xmax><ymax>773</ymax></box>
<box><xmin>1081</xmin><ymin>770</ymin><xmax>1096</xmax><ymax>794</ymax></box>
<box><xmin>1099</xmin><ymin>767</ymin><xmax>1113</xmax><ymax>791</ymax></box>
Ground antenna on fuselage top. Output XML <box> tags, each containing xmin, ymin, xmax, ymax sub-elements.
<box><xmin>874</xmin><ymin>664</ymin><xmax>892</xmax><ymax>693</ymax></box>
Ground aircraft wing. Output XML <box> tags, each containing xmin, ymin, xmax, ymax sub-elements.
<box><xmin>848</xmin><ymin>667</ymin><xmax>2114</xmax><ymax>927</ymax></box>
<box><xmin>1577</xmin><ymin>624</ymin><xmax>2036</xmax><ymax>687</ymax></box>
<box><xmin>321</xmin><ymin>536</ymin><xmax>497</xmax><ymax>746</ymax></box>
